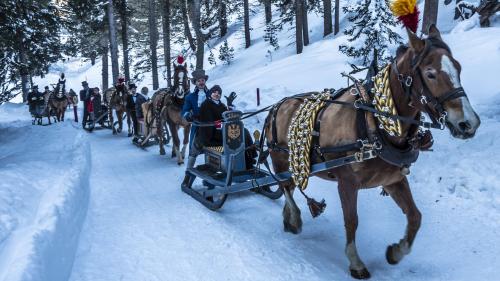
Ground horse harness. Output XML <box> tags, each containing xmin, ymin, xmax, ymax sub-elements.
<box><xmin>265</xmin><ymin>39</ymin><xmax>466</xmax><ymax>176</ymax></box>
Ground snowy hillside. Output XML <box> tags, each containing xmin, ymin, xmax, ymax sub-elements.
<box><xmin>1</xmin><ymin>2</ymin><xmax>500</xmax><ymax>281</ymax></box>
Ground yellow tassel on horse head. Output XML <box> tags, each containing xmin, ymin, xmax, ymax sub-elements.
<box><xmin>389</xmin><ymin>0</ymin><xmax>420</xmax><ymax>33</ymax></box>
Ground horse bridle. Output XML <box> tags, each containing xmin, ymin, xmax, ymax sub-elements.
<box><xmin>174</xmin><ymin>68</ymin><xmax>188</xmax><ymax>98</ymax></box>
<box><xmin>392</xmin><ymin>38</ymin><xmax>467</xmax><ymax>129</ymax></box>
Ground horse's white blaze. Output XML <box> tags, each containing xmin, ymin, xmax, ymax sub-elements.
<box><xmin>346</xmin><ymin>242</ymin><xmax>366</xmax><ymax>270</ymax></box>
<box><xmin>441</xmin><ymin>55</ymin><xmax>461</xmax><ymax>88</ymax></box>
<box><xmin>441</xmin><ymin>55</ymin><xmax>479</xmax><ymax>130</ymax></box>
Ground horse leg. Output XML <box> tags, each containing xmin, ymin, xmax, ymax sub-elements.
<box><xmin>181</xmin><ymin>125</ymin><xmax>190</xmax><ymax>161</ymax></box>
<box><xmin>108</xmin><ymin>105</ymin><xmax>117</xmax><ymax>135</ymax></box>
<box><xmin>282</xmin><ymin>182</ymin><xmax>302</xmax><ymax>234</ymax></box>
<box><xmin>383</xmin><ymin>177</ymin><xmax>422</xmax><ymax>265</ymax></box>
<box><xmin>338</xmin><ymin>180</ymin><xmax>370</xmax><ymax>279</ymax></box>
<box><xmin>127</xmin><ymin>110</ymin><xmax>132</xmax><ymax>137</ymax></box>
<box><xmin>271</xmin><ymin>151</ymin><xmax>302</xmax><ymax>234</ymax></box>
<box><xmin>170</xmin><ymin>125</ymin><xmax>177</xmax><ymax>158</ymax></box>
<box><xmin>117</xmin><ymin>111</ymin><xmax>123</xmax><ymax>133</ymax></box>
<box><xmin>169</xmin><ymin>122</ymin><xmax>182</xmax><ymax>164</ymax></box>
<box><xmin>157</xmin><ymin>117</ymin><xmax>166</xmax><ymax>155</ymax></box>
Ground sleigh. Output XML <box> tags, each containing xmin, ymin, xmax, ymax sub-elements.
<box><xmin>182</xmin><ymin>111</ymin><xmax>283</xmax><ymax>210</ymax></box>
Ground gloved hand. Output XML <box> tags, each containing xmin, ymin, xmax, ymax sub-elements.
<box><xmin>214</xmin><ymin>120</ymin><xmax>222</xmax><ymax>129</ymax></box>
<box><xmin>224</xmin><ymin>92</ymin><xmax>237</xmax><ymax>107</ymax></box>
<box><xmin>183</xmin><ymin>111</ymin><xmax>193</xmax><ymax>122</ymax></box>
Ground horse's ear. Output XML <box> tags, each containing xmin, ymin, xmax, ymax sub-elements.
<box><xmin>183</xmin><ymin>63</ymin><xmax>187</xmax><ymax>68</ymax></box>
<box><xmin>406</xmin><ymin>27</ymin><xmax>425</xmax><ymax>53</ymax></box>
<box><xmin>428</xmin><ymin>24</ymin><xmax>442</xmax><ymax>40</ymax></box>
<box><xmin>173</xmin><ymin>62</ymin><xmax>176</xmax><ymax>69</ymax></box>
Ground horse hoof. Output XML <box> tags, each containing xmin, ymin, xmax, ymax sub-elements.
<box><xmin>113</xmin><ymin>131</ymin><xmax>117</xmax><ymax>135</ymax></box>
<box><xmin>350</xmin><ymin>268</ymin><xmax>371</xmax><ymax>280</ymax></box>
<box><xmin>160</xmin><ymin>150</ymin><xmax>166</xmax><ymax>156</ymax></box>
<box><xmin>386</xmin><ymin>245</ymin><xmax>399</xmax><ymax>265</ymax></box>
<box><xmin>128</xmin><ymin>133</ymin><xmax>133</xmax><ymax>137</ymax></box>
<box><xmin>283</xmin><ymin>221</ymin><xmax>302</xmax><ymax>235</ymax></box>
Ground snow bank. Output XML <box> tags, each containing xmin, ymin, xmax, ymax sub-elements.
<box><xmin>0</xmin><ymin>104</ymin><xmax>91</xmax><ymax>281</ymax></box>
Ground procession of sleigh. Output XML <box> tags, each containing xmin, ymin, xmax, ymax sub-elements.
<box><xmin>46</xmin><ymin>2</ymin><xmax>481</xmax><ymax>278</ymax></box>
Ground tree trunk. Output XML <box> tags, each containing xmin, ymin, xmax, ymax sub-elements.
<box><xmin>323</xmin><ymin>0</ymin><xmax>333</xmax><ymax>37</ymax></box>
<box><xmin>192</xmin><ymin>0</ymin><xmax>204</xmax><ymax>70</ymax></box>
<box><xmin>102</xmin><ymin>46</ymin><xmax>109</xmax><ymax>90</ymax></box>
<box><xmin>422</xmin><ymin>0</ymin><xmax>439</xmax><ymax>34</ymax></box>
<box><xmin>108</xmin><ymin>0</ymin><xmax>120</xmax><ymax>84</ymax></box>
<box><xmin>120</xmin><ymin>0</ymin><xmax>130</xmax><ymax>82</ymax></box>
<box><xmin>182</xmin><ymin>0</ymin><xmax>196</xmax><ymax>51</ymax></box>
<box><xmin>301</xmin><ymin>0</ymin><xmax>309</xmax><ymax>46</ymax></box>
<box><xmin>334</xmin><ymin>0</ymin><xmax>340</xmax><ymax>35</ymax></box>
<box><xmin>219</xmin><ymin>0</ymin><xmax>227</xmax><ymax>37</ymax></box>
<box><xmin>149</xmin><ymin>0</ymin><xmax>159</xmax><ymax>90</ymax></box>
<box><xmin>244</xmin><ymin>0</ymin><xmax>251</xmax><ymax>48</ymax></box>
<box><xmin>264</xmin><ymin>0</ymin><xmax>272</xmax><ymax>24</ymax></box>
<box><xmin>18</xmin><ymin>38</ymin><xmax>29</xmax><ymax>102</ymax></box>
<box><xmin>295</xmin><ymin>0</ymin><xmax>304</xmax><ymax>54</ymax></box>
<box><xmin>162</xmin><ymin>0</ymin><xmax>172</xmax><ymax>87</ymax></box>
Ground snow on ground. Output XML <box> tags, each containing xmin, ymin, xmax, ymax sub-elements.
<box><xmin>2</xmin><ymin>1</ymin><xmax>500</xmax><ymax>281</ymax></box>
<box><xmin>0</xmin><ymin>104</ymin><xmax>91</xmax><ymax>281</ymax></box>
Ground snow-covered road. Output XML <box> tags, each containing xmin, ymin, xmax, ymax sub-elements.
<box><xmin>67</xmin><ymin>122</ymin><xmax>500</xmax><ymax>281</ymax></box>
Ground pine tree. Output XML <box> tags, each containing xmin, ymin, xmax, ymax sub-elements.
<box><xmin>264</xmin><ymin>22</ymin><xmax>280</xmax><ymax>50</ymax></box>
<box><xmin>218</xmin><ymin>40</ymin><xmax>234</xmax><ymax>65</ymax></box>
<box><xmin>208</xmin><ymin>49</ymin><xmax>217</xmax><ymax>65</ymax></box>
<box><xmin>0</xmin><ymin>0</ymin><xmax>64</xmax><ymax>101</ymax></box>
<box><xmin>339</xmin><ymin>0</ymin><xmax>403</xmax><ymax>66</ymax></box>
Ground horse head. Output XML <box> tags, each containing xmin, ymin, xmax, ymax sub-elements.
<box><xmin>395</xmin><ymin>25</ymin><xmax>480</xmax><ymax>139</ymax></box>
<box><xmin>173</xmin><ymin>63</ymin><xmax>189</xmax><ymax>99</ymax></box>
<box><xmin>109</xmin><ymin>86</ymin><xmax>128</xmax><ymax>110</ymax></box>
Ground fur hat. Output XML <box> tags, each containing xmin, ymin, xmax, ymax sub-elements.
<box><xmin>45</xmin><ymin>86</ymin><xmax>49</xmax><ymax>90</ymax></box>
<box><xmin>81</xmin><ymin>81</ymin><xmax>88</xmax><ymax>86</ymax></box>
<box><xmin>129</xmin><ymin>83</ymin><xmax>137</xmax><ymax>89</ymax></box>
<box><xmin>191</xmin><ymin>69</ymin><xmax>209</xmax><ymax>83</ymax></box>
<box><xmin>209</xmin><ymin>85</ymin><xmax>222</xmax><ymax>96</ymax></box>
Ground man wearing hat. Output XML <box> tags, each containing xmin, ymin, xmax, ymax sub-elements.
<box><xmin>181</xmin><ymin>69</ymin><xmax>211</xmax><ymax>175</ymax></box>
<box><xmin>43</xmin><ymin>85</ymin><xmax>50</xmax><ymax>93</ymax></box>
<box><xmin>80</xmin><ymin>81</ymin><xmax>92</xmax><ymax>127</ymax></box>
<box><xmin>27</xmin><ymin>85</ymin><xmax>44</xmax><ymax>115</ymax></box>
<box><xmin>126</xmin><ymin>83</ymin><xmax>141</xmax><ymax>138</ymax></box>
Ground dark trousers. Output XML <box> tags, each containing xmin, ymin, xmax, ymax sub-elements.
<box><xmin>82</xmin><ymin>103</ymin><xmax>89</xmax><ymax>126</ymax></box>
<box><xmin>129</xmin><ymin>110</ymin><xmax>139</xmax><ymax>135</ymax></box>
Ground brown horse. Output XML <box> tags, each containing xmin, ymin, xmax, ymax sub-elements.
<box><xmin>141</xmin><ymin>63</ymin><xmax>191</xmax><ymax>164</ymax></box>
<box><xmin>49</xmin><ymin>84</ymin><xmax>68</xmax><ymax>122</ymax></box>
<box><xmin>264</xmin><ymin>26</ymin><xmax>480</xmax><ymax>279</ymax></box>
<box><xmin>105</xmin><ymin>85</ymin><xmax>130</xmax><ymax>135</ymax></box>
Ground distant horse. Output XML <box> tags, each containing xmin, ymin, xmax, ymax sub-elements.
<box><xmin>49</xmin><ymin>84</ymin><xmax>68</xmax><ymax>122</ymax></box>
<box><xmin>105</xmin><ymin>85</ymin><xmax>130</xmax><ymax>135</ymax></box>
<box><xmin>141</xmin><ymin>63</ymin><xmax>191</xmax><ymax>165</ymax></box>
<box><xmin>264</xmin><ymin>26</ymin><xmax>481</xmax><ymax>279</ymax></box>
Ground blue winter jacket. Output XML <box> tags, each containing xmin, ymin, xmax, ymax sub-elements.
<box><xmin>181</xmin><ymin>87</ymin><xmax>210</xmax><ymax>119</ymax></box>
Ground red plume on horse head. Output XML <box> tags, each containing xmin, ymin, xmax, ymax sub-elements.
<box><xmin>389</xmin><ymin>0</ymin><xmax>420</xmax><ymax>33</ymax></box>
<box><xmin>177</xmin><ymin>54</ymin><xmax>185</xmax><ymax>65</ymax></box>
